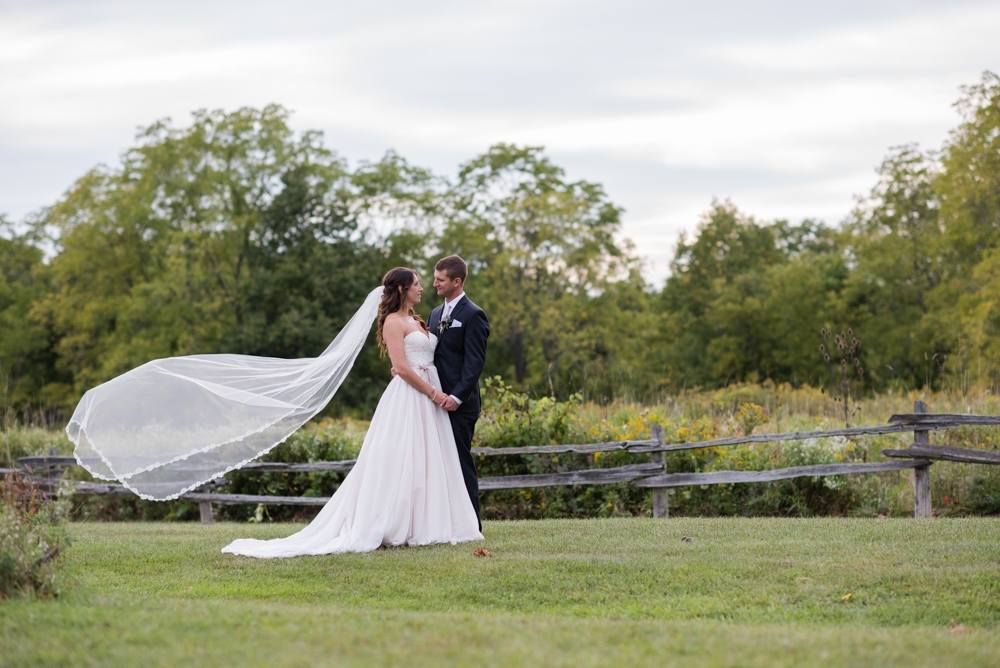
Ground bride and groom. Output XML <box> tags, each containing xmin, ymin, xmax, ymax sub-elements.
<box><xmin>67</xmin><ymin>255</ymin><xmax>490</xmax><ymax>557</ymax></box>
<box><xmin>222</xmin><ymin>256</ymin><xmax>489</xmax><ymax>557</ymax></box>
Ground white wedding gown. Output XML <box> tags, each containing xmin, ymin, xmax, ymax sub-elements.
<box><xmin>221</xmin><ymin>331</ymin><xmax>483</xmax><ymax>557</ymax></box>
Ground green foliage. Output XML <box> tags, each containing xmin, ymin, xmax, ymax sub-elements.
<box><xmin>0</xmin><ymin>423</ymin><xmax>68</xmax><ymax>467</ymax></box>
<box><xmin>445</xmin><ymin>144</ymin><xmax>646</xmax><ymax>396</ymax></box>
<box><xmin>646</xmin><ymin>71</ymin><xmax>1000</xmax><ymax>394</ymax></box>
<box><xmin>734</xmin><ymin>402</ymin><xmax>768</xmax><ymax>436</ymax></box>
<box><xmin>841</xmin><ymin>145</ymin><xmax>943</xmax><ymax>388</ymax></box>
<box><xmin>934</xmin><ymin>72</ymin><xmax>1000</xmax><ymax>378</ymax></box>
<box><xmin>474</xmin><ymin>382</ymin><xmax>947</xmax><ymax>520</ymax></box>
<box><xmin>30</xmin><ymin>106</ymin><xmax>389</xmax><ymax>414</ymax></box>
<box><xmin>937</xmin><ymin>71</ymin><xmax>1000</xmax><ymax>271</ymax></box>
<box><xmin>7</xmin><ymin>382</ymin><xmax>1000</xmax><ymax>520</ymax></box>
<box><xmin>476</xmin><ymin>376</ymin><xmax>581</xmax><ymax>448</ymax></box>
<box><xmin>9</xmin><ymin>109</ymin><xmax>652</xmax><ymax>415</ymax></box>
<box><xmin>0</xmin><ymin>473</ymin><xmax>73</xmax><ymax>598</ymax></box>
<box><xmin>966</xmin><ymin>470</ymin><xmax>1000</xmax><ymax>515</ymax></box>
<box><xmin>653</xmin><ymin>202</ymin><xmax>844</xmax><ymax>391</ymax></box>
<box><xmin>3</xmin><ymin>70</ymin><xmax>1000</xmax><ymax>421</ymax></box>
<box><xmin>0</xmin><ymin>219</ymin><xmax>63</xmax><ymax>408</ymax></box>
<box><xmin>670</xmin><ymin>437</ymin><xmax>872</xmax><ymax>518</ymax></box>
<box><xmin>474</xmin><ymin>378</ymin><xmax>644</xmax><ymax>520</ymax></box>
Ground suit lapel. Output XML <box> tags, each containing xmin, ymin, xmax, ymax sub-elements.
<box><xmin>429</xmin><ymin>304</ymin><xmax>443</xmax><ymax>331</ymax></box>
<box><xmin>448</xmin><ymin>296</ymin><xmax>471</xmax><ymax>324</ymax></box>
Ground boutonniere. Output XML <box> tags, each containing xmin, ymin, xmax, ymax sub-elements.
<box><xmin>437</xmin><ymin>314</ymin><xmax>453</xmax><ymax>334</ymax></box>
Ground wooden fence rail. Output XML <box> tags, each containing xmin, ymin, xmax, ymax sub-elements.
<box><xmin>633</xmin><ymin>460</ymin><xmax>931</xmax><ymax>488</ymax></box>
<box><xmin>10</xmin><ymin>401</ymin><xmax>999</xmax><ymax>523</ymax></box>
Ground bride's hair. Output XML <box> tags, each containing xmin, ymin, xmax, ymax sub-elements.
<box><xmin>376</xmin><ymin>267</ymin><xmax>428</xmax><ymax>356</ymax></box>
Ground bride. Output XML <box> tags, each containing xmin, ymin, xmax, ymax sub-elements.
<box><xmin>221</xmin><ymin>268</ymin><xmax>483</xmax><ymax>557</ymax></box>
<box><xmin>66</xmin><ymin>267</ymin><xmax>483</xmax><ymax>557</ymax></box>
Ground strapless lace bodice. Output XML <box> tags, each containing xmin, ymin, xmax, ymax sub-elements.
<box><xmin>404</xmin><ymin>331</ymin><xmax>437</xmax><ymax>368</ymax></box>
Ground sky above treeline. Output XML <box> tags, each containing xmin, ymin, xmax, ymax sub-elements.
<box><xmin>1</xmin><ymin>0</ymin><xmax>998</xmax><ymax>285</ymax></box>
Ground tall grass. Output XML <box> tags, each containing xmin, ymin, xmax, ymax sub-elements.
<box><xmin>480</xmin><ymin>380</ymin><xmax>1000</xmax><ymax>519</ymax></box>
<box><xmin>3</xmin><ymin>382</ymin><xmax>999</xmax><ymax>520</ymax></box>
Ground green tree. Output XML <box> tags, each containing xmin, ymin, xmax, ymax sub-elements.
<box><xmin>35</xmin><ymin>106</ymin><xmax>384</xmax><ymax>412</ymax></box>
<box><xmin>18</xmin><ymin>73</ymin><xmax>1000</xmax><ymax>416</ymax></box>
<box><xmin>933</xmin><ymin>71</ymin><xmax>1000</xmax><ymax>382</ymax></box>
<box><xmin>441</xmin><ymin>144</ymin><xmax>642</xmax><ymax>395</ymax></box>
<box><xmin>759</xmin><ymin>249</ymin><xmax>848</xmax><ymax>385</ymax></box>
<box><xmin>937</xmin><ymin>71</ymin><xmax>1000</xmax><ymax>276</ymax></box>
<box><xmin>651</xmin><ymin>202</ymin><xmax>848</xmax><ymax>390</ymax></box>
<box><xmin>0</xmin><ymin>218</ymin><xmax>63</xmax><ymax>407</ymax></box>
<box><xmin>840</xmin><ymin>144</ymin><xmax>944</xmax><ymax>388</ymax></box>
<box><xmin>655</xmin><ymin>201</ymin><xmax>785</xmax><ymax>387</ymax></box>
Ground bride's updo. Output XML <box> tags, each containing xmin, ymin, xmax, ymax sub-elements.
<box><xmin>376</xmin><ymin>267</ymin><xmax>428</xmax><ymax>356</ymax></box>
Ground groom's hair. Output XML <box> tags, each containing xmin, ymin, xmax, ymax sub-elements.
<box><xmin>435</xmin><ymin>255</ymin><xmax>468</xmax><ymax>284</ymax></box>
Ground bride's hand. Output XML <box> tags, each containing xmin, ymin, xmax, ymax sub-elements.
<box><xmin>390</xmin><ymin>367</ymin><xmax>399</xmax><ymax>377</ymax></box>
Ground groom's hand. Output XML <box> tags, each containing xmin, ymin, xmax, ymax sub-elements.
<box><xmin>440</xmin><ymin>396</ymin><xmax>459</xmax><ymax>411</ymax></box>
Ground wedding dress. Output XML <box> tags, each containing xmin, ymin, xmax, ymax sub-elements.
<box><xmin>66</xmin><ymin>284</ymin><xmax>482</xmax><ymax>555</ymax></box>
<box><xmin>221</xmin><ymin>331</ymin><xmax>483</xmax><ymax>557</ymax></box>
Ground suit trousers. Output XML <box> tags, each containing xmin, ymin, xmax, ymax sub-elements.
<box><xmin>448</xmin><ymin>409</ymin><xmax>481</xmax><ymax>529</ymax></box>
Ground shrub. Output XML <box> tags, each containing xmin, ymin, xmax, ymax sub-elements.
<box><xmin>9</xmin><ymin>382</ymin><xmax>1000</xmax><ymax>521</ymax></box>
<box><xmin>0</xmin><ymin>473</ymin><xmax>73</xmax><ymax>598</ymax></box>
<box><xmin>476</xmin><ymin>377</ymin><xmax>659</xmax><ymax>519</ymax></box>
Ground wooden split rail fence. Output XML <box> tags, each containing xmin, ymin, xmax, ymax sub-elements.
<box><xmin>8</xmin><ymin>401</ymin><xmax>1000</xmax><ymax>523</ymax></box>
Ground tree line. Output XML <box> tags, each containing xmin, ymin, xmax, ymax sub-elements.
<box><xmin>1</xmin><ymin>72</ymin><xmax>998</xmax><ymax>417</ymax></box>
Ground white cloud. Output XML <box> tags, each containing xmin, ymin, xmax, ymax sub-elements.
<box><xmin>708</xmin><ymin>3</ymin><xmax>1000</xmax><ymax>73</ymax></box>
<box><xmin>1</xmin><ymin>0</ymin><xmax>996</xmax><ymax>287</ymax></box>
<box><xmin>493</xmin><ymin>78</ymin><xmax>945</xmax><ymax>170</ymax></box>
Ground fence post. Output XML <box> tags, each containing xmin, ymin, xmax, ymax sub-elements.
<box><xmin>650</xmin><ymin>424</ymin><xmax>668</xmax><ymax>518</ymax></box>
<box><xmin>199</xmin><ymin>501</ymin><xmax>214</xmax><ymax>524</ymax></box>
<box><xmin>912</xmin><ymin>400</ymin><xmax>932</xmax><ymax>518</ymax></box>
<box><xmin>41</xmin><ymin>447</ymin><xmax>61</xmax><ymax>489</ymax></box>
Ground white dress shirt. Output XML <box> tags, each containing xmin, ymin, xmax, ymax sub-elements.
<box><xmin>443</xmin><ymin>291</ymin><xmax>465</xmax><ymax>319</ymax></box>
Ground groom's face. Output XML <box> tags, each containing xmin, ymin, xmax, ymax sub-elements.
<box><xmin>433</xmin><ymin>270</ymin><xmax>462</xmax><ymax>300</ymax></box>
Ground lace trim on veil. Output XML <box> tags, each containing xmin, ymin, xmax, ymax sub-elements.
<box><xmin>66</xmin><ymin>286</ymin><xmax>384</xmax><ymax>501</ymax></box>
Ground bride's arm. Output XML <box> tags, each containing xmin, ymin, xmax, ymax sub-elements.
<box><xmin>383</xmin><ymin>318</ymin><xmax>441</xmax><ymax>403</ymax></box>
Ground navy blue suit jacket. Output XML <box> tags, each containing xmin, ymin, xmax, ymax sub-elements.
<box><xmin>428</xmin><ymin>296</ymin><xmax>489</xmax><ymax>414</ymax></box>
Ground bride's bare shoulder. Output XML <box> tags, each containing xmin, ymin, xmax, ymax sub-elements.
<box><xmin>382</xmin><ymin>313</ymin><xmax>407</xmax><ymax>335</ymax></box>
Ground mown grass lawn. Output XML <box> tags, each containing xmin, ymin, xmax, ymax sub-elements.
<box><xmin>2</xmin><ymin>518</ymin><xmax>999</xmax><ymax>667</ymax></box>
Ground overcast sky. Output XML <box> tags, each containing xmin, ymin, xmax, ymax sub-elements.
<box><xmin>1</xmin><ymin>0</ymin><xmax>997</xmax><ymax>284</ymax></box>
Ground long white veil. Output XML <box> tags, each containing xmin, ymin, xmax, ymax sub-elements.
<box><xmin>66</xmin><ymin>286</ymin><xmax>384</xmax><ymax>501</ymax></box>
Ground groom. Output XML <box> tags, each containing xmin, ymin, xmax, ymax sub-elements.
<box><xmin>427</xmin><ymin>255</ymin><xmax>489</xmax><ymax>528</ymax></box>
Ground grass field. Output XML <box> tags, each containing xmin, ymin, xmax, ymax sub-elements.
<box><xmin>2</xmin><ymin>518</ymin><xmax>1000</xmax><ymax>667</ymax></box>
